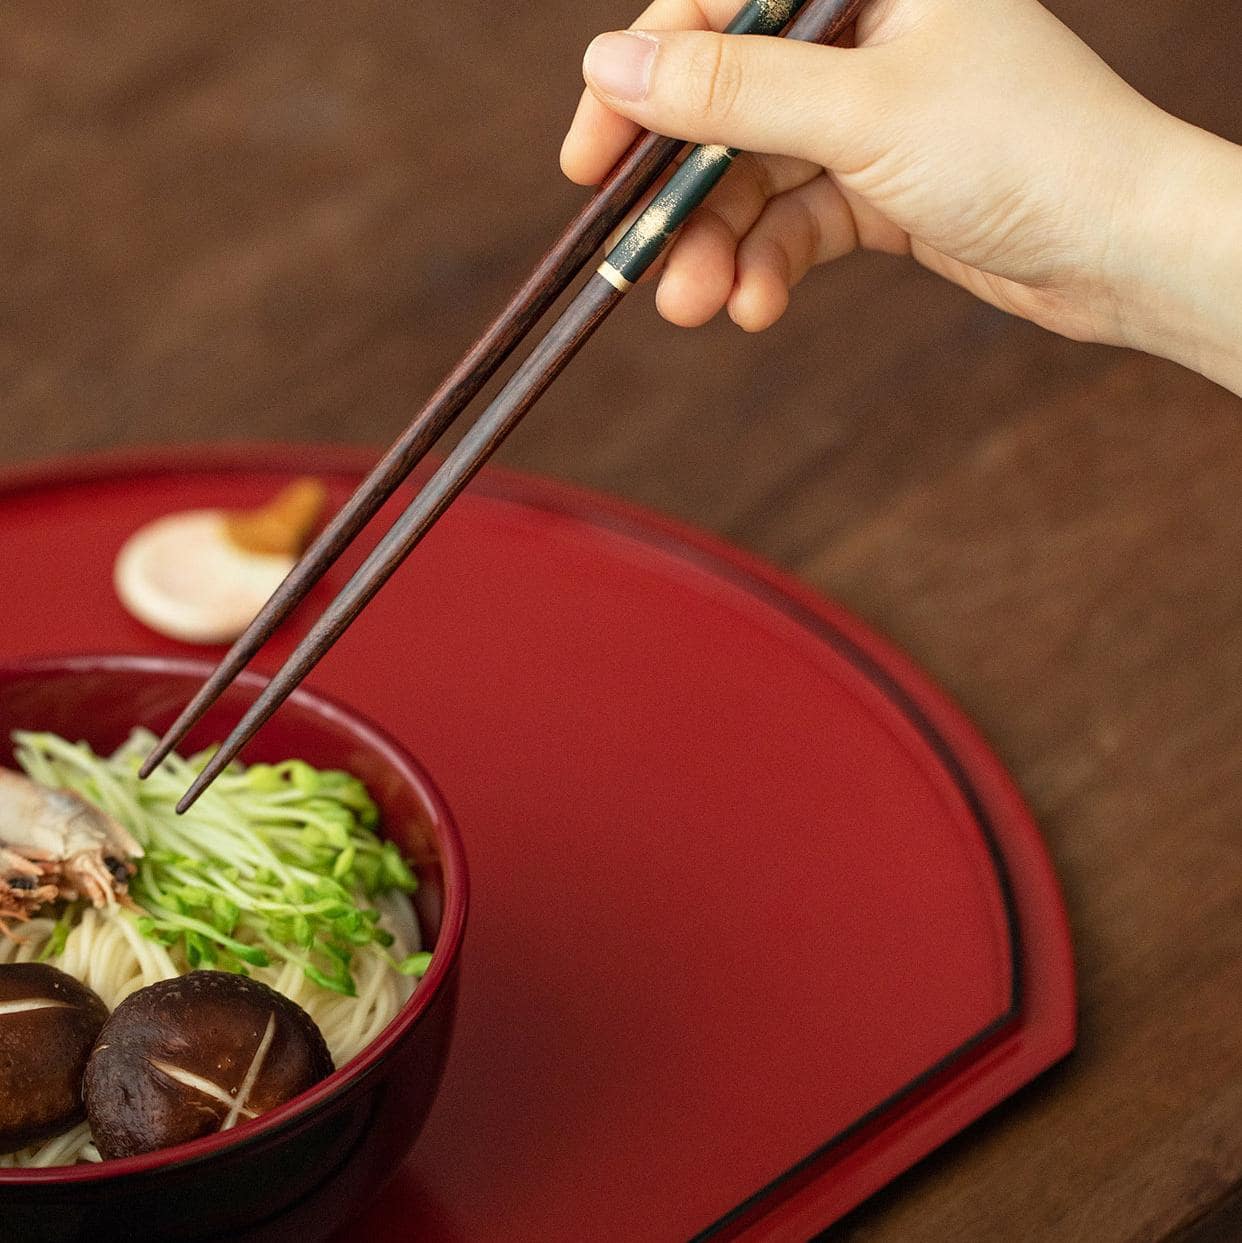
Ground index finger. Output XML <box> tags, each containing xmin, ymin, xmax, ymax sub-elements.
<box><xmin>560</xmin><ymin>0</ymin><xmax>744</xmax><ymax>186</ymax></box>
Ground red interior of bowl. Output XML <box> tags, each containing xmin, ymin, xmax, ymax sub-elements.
<box><xmin>0</xmin><ymin>653</ymin><xmax>467</xmax><ymax>1183</ymax></box>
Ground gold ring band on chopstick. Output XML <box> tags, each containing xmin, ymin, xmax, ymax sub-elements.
<box><xmin>596</xmin><ymin>262</ymin><xmax>634</xmax><ymax>293</ymax></box>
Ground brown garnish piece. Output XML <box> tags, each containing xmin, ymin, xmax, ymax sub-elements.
<box><xmin>224</xmin><ymin>479</ymin><xmax>327</xmax><ymax>558</ymax></box>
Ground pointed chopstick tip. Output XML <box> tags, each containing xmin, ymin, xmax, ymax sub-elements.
<box><xmin>138</xmin><ymin>741</ymin><xmax>172</xmax><ymax>780</ymax></box>
<box><xmin>176</xmin><ymin>735</ymin><xmax>247</xmax><ymax>811</ymax></box>
<box><xmin>176</xmin><ymin>728</ymin><xmax>252</xmax><ymax>811</ymax></box>
<box><xmin>176</xmin><ymin>766</ymin><xmax>218</xmax><ymax>814</ymax></box>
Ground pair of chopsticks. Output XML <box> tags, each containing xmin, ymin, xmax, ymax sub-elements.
<box><xmin>148</xmin><ymin>0</ymin><xmax>864</xmax><ymax>810</ymax></box>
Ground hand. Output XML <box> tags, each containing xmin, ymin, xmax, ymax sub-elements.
<box><xmin>562</xmin><ymin>0</ymin><xmax>1242</xmax><ymax>393</ymax></box>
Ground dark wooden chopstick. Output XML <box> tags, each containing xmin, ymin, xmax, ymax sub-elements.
<box><xmin>168</xmin><ymin>0</ymin><xmax>864</xmax><ymax>811</ymax></box>
<box><xmin>140</xmin><ymin>0</ymin><xmax>819</xmax><ymax>784</ymax></box>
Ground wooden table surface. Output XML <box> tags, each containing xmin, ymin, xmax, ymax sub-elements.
<box><xmin>2</xmin><ymin>3</ymin><xmax>1240</xmax><ymax>1239</ymax></box>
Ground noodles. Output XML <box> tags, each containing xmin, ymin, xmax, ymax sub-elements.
<box><xmin>0</xmin><ymin>896</ymin><xmax>418</xmax><ymax>1168</ymax></box>
<box><xmin>0</xmin><ymin>732</ymin><xmax>425</xmax><ymax>1169</ymax></box>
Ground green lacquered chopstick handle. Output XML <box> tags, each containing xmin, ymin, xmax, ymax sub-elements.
<box><xmin>598</xmin><ymin>143</ymin><xmax>740</xmax><ymax>291</ymax></box>
<box><xmin>598</xmin><ymin>0</ymin><xmax>817</xmax><ymax>291</ymax></box>
<box><xmin>723</xmin><ymin>0</ymin><xmax>807</xmax><ymax>36</ymax></box>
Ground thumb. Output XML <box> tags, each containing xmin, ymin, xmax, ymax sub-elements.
<box><xmin>582</xmin><ymin>29</ymin><xmax>876</xmax><ymax>169</ymax></box>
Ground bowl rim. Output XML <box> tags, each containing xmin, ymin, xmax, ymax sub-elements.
<box><xmin>0</xmin><ymin>652</ymin><xmax>468</xmax><ymax>1185</ymax></box>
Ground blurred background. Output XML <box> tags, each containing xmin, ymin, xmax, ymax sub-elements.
<box><xmin>2</xmin><ymin>2</ymin><xmax>1241</xmax><ymax>1240</ymax></box>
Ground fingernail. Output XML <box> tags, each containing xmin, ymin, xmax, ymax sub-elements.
<box><xmin>584</xmin><ymin>31</ymin><xmax>658</xmax><ymax>102</ymax></box>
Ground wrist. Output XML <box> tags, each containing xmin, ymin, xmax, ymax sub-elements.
<box><xmin>1117</xmin><ymin>118</ymin><xmax>1242</xmax><ymax>394</ymax></box>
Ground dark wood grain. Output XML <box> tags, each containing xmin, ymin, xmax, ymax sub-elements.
<box><xmin>178</xmin><ymin>271</ymin><xmax>626</xmax><ymax>808</ymax></box>
<box><xmin>138</xmin><ymin>122</ymin><xmax>688</xmax><ymax>777</ymax></box>
<box><xmin>146</xmin><ymin>0</ymin><xmax>864</xmax><ymax>786</ymax></box>
<box><xmin>1</xmin><ymin>2</ymin><xmax>1240</xmax><ymax>1239</ymax></box>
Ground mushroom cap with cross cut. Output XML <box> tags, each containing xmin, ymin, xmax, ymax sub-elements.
<box><xmin>0</xmin><ymin>962</ymin><xmax>110</xmax><ymax>1154</ymax></box>
<box><xmin>84</xmin><ymin>971</ymin><xmax>333</xmax><ymax>1160</ymax></box>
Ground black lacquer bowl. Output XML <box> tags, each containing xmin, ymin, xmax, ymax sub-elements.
<box><xmin>0</xmin><ymin>655</ymin><xmax>468</xmax><ymax>1243</ymax></box>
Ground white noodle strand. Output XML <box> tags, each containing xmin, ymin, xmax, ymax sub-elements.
<box><xmin>1</xmin><ymin>727</ymin><xmax>424</xmax><ymax>1170</ymax></box>
<box><xmin>0</xmin><ymin>900</ymin><xmax>417</xmax><ymax>1168</ymax></box>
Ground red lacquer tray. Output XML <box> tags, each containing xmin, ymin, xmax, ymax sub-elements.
<box><xmin>0</xmin><ymin>445</ymin><xmax>1074</xmax><ymax>1241</ymax></box>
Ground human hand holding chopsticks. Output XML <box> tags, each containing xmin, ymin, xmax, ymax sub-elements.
<box><xmin>564</xmin><ymin>0</ymin><xmax>1242</xmax><ymax>397</ymax></box>
<box><xmin>148</xmin><ymin>0</ymin><xmax>1241</xmax><ymax>807</ymax></box>
<box><xmin>149</xmin><ymin>0</ymin><xmax>867</xmax><ymax>805</ymax></box>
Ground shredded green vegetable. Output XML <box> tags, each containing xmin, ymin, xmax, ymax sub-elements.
<box><xmin>13</xmin><ymin>729</ymin><xmax>427</xmax><ymax>996</ymax></box>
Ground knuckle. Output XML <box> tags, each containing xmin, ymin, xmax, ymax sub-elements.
<box><xmin>733</xmin><ymin>152</ymin><xmax>776</xmax><ymax>206</ymax></box>
<box><xmin>688</xmin><ymin>37</ymin><xmax>743</xmax><ymax>123</ymax></box>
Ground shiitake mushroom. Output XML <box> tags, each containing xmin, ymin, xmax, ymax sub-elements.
<box><xmin>84</xmin><ymin>971</ymin><xmax>333</xmax><ymax>1159</ymax></box>
<box><xmin>0</xmin><ymin>962</ymin><xmax>109</xmax><ymax>1154</ymax></box>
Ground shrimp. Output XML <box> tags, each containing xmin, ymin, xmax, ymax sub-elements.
<box><xmin>0</xmin><ymin>769</ymin><xmax>142</xmax><ymax>935</ymax></box>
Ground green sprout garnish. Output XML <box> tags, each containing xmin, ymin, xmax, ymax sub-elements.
<box><xmin>13</xmin><ymin>730</ymin><xmax>422</xmax><ymax>997</ymax></box>
<box><xmin>36</xmin><ymin>905</ymin><xmax>76</xmax><ymax>963</ymax></box>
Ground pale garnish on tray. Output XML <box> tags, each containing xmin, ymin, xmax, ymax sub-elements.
<box><xmin>113</xmin><ymin>479</ymin><xmax>327</xmax><ymax>644</ymax></box>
